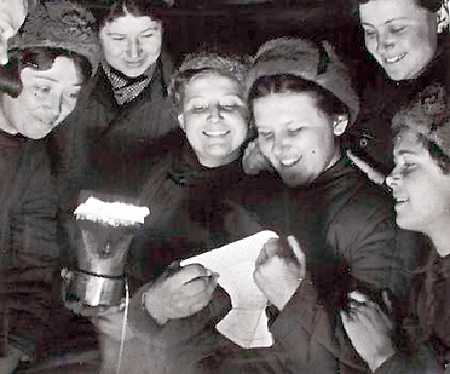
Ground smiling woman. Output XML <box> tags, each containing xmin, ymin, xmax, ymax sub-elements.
<box><xmin>346</xmin><ymin>0</ymin><xmax>450</xmax><ymax>178</ymax></box>
<box><xmin>0</xmin><ymin>1</ymin><xmax>100</xmax><ymax>373</ymax></box>
<box><xmin>53</xmin><ymin>0</ymin><xmax>178</xmax><ymax>204</ymax></box>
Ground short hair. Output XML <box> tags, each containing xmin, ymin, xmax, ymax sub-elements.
<box><xmin>169</xmin><ymin>52</ymin><xmax>249</xmax><ymax>113</ymax></box>
<box><xmin>248</xmin><ymin>73</ymin><xmax>350</xmax><ymax>122</ymax></box>
<box><xmin>96</xmin><ymin>0</ymin><xmax>169</xmax><ymax>29</ymax></box>
<box><xmin>356</xmin><ymin>0</ymin><xmax>443</xmax><ymax>12</ymax></box>
<box><xmin>393</xmin><ymin>125</ymin><xmax>450</xmax><ymax>174</ymax></box>
<box><xmin>0</xmin><ymin>47</ymin><xmax>91</xmax><ymax>98</ymax></box>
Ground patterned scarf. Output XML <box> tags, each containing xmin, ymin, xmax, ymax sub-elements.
<box><xmin>102</xmin><ymin>62</ymin><xmax>156</xmax><ymax>105</ymax></box>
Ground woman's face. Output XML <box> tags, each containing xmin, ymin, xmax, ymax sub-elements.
<box><xmin>100</xmin><ymin>13</ymin><xmax>162</xmax><ymax>78</ymax></box>
<box><xmin>0</xmin><ymin>56</ymin><xmax>83</xmax><ymax>139</ymax></box>
<box><xmin>178</xmin><ymin>73</ymin><xmax>248</xmax><ymax>168</ymax></box>
<box><xmin>359</xmin><ymin>0</ymin><xmax>438</xmax><ymax>81</ymax></box>
<box><xmin>387</xmin><ymin>129</ymin><xmax>450</xmax><ymax>235</ymax></box>
<box><xmin>253</xmin><ymin>93</ymin><xmax>346</xmax><ymax>187</ymax></box>
<box><xmin>0</xmin><ymin>0</ymin><xmax>27</xmax><ymax>64</ymax></box>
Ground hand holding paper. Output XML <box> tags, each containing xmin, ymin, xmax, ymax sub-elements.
<box><xmin>253</xmin><ymin>235</ymin><xmax>306</xmax><ymax>311</ymax></box>
<box><xmin>143</xmin><ymin>264</ymin><xmax>219</xmax><ymax>325</ymax></box>
<box><xmin>181</xmin><ymin>230</ymin><xmax>279</xmax><ymax>349</ymax></box>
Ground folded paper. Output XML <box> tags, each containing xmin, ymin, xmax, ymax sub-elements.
<box><xmin>181</xmin><ymin>230</ymin><xmax>278</xmax><ymax>348</ymax></box>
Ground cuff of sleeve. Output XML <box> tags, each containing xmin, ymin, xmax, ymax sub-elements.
<box><xmin>8</xmin><ymin>335</ymin><xmax>35</xmax><ymax>363</ymax></box>
<box><xmin>269</xmin><ymin>274</ymin><xmax>319</xmax><ymax>342</ymax></box>
<box><xmin>127</xmin><ymin>283</ymin><xmax>231</xmax><ymax>349</ymax></box>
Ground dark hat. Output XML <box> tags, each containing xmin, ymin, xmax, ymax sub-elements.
<box><xmin>9</xmin><ymin>1</ymin><xmax>101</xmax><ymax>76</ymax></box>
<box><xmin>392</xmin><ymin>83</ymin><xmax>450</xmax><ymax>158</ymax></box>
<box><xmin>248</xmin><ymin>37</ymin><xmax>360</xmax><ymax>124</ymax></box>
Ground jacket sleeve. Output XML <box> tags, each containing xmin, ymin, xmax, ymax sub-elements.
<box><xmin>6</xmin><ymin>148</ymin><xmax>59</xmax><ymax>360</ymax></box>
<box><xmin>269</xmin><ymin>191</ymin><xmax>408</xmax><ymax>372</ymax></box>
<box><xmin>375</xmin><ymin>345</ymin><xmax>443</xmax><ymax>374</ymax></box>
<box><xmin>123</xmin><ymin>282</ymin><xmax>232</xmax><ymax>373</ymax></box>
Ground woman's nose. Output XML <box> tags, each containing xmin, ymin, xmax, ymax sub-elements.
<box><xmin>207</xmin><ymin>105</ymin><xmax>223</xmax><ymax>122</ymax></box>
<box><xmin>272</xmin><ymin>135</ymin><xmax>289</xmax><ymax>158</ymax></box>
<box><xmin>385</xmin><ymin>171</ymin><xmax>400</xmax><ymax>189</ymax></box>
<box><xmin>376</xmin><ymin>33</ymin><xmax>395</xmax><ymax>54</ymax></box>
<box><xmin>127</xmin><ymin>39</ymin><xmax>141</xmax><ymax>59</ymax></box>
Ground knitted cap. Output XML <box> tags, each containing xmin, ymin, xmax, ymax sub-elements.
<box><xmin>248</xmin><ymin>37</ymin><xmax>360</xmax><ymax>124</ymax></box>
<box><xmin>392</xmin><ymin>83</ymin><xmax>450</xmax><ymax>158</ymax></box>
<box><xmin>9</xmin><ymin>1</ymin><xmax>101</xmax><ymax>76</ymax></box>
<box><xmin>169</xmin><ymin>52</ymin><xmax>249</xmax><ymax>106</ymax></box>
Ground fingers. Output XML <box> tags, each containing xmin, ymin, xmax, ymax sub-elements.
<box><xmin>347</xmin><ymin>292</ymin><xmax>393</xmax><ymax>330</ymax></box>
<box><xmin>168</xmin><ymin>263</ymin><xmax>211</xmax><ymax>285</ymax></box>
<box><xmin>287</xmin><ymin>235</ymin><xmax>305</xmax><ymax>274</ymax></box>
<box><xmin>182</xmin><ymin>273</ymin><xmax>218</xmax><ymax>298</ymax></box>
<box><xmin>255</xmin><ymin>238</ymin><xmax>279</xmax><ymax>266</ymax></box>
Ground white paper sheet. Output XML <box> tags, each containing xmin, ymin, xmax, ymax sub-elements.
<box><xmin>180</xmin><ymin>230</ymin><xmax>278</xmax><ymax>348</ymax></box>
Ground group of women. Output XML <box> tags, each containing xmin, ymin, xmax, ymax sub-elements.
<box><xmin>0</xmin><ymin>0</ymin><xmax>449</xmax><ymax>373</ymax></box>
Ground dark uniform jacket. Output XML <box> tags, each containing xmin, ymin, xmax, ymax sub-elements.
<box><xmin>0</xmin><ymin>130</ymin><xmax>59</xmax><ymax>362</ymax></box>
<box><xmin>210</xmin><ymin>156</ymin><xmax>416</xmax><ymax>374</ymax></box>
<box><xmin>347</xmin><ymin>39</ymin><xmax>450</xmax><ymax>175</ymax></box>
<box><xmin>376</xmin><ymin>247</ymin><xmax>450</xmax><ymax>374</ymax></box>
<box><xmin>121</xmin><ymin>153</ymin><xmax>415</xmax><ymax>374</ymax></box>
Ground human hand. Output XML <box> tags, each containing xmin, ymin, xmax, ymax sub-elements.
<box><xmin>253</xmin><ymin>236</ymin><xmax>305</xmax><ymax>311</ymax></box>
<box><xmin>346</xmin><ymin>150</ymin><xmax>386</xmax><ymax>186</ymax></box>
<box><xmin>0</xmin><ymin>345</ymin><xmax>26</xmax><ymax>374</ymax></box>
<box><xmin>242</xmin><ymin>139</ymin><xmax>272</xmax><ymax>175</ymax></box>
<box><xmin>143</xmin><ymin>263</ymin><xmax>219</xmax><ymax>325</ymax></box>
<box><xmin>92</xmin><ymin>304</ymin><xmax>134</xmax><ymax>342</ymax></box>
<box><xmin>340</xmin><ymin>291</ymin><xmax>395</xmax><ymax>372</ymax></box>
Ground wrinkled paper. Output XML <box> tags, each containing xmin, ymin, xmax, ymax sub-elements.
<box><xmin>181</xmin><ymin>230</ymin><xmax>278</xmax><ymax>348</ymax></box>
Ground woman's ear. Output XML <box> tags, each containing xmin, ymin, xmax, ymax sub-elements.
<box><xmin>177</xmin><ymin>113</ymin><xmax>185</xmax><ymax>130</ymax></box>
<box><xmin>333</xmin><ymin>114</ymin><xmax>349</xmax><ymax>136</ymax></box>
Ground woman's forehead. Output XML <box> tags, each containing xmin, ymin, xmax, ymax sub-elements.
<box><xmin>102</xmin><ymin>13</ymin><xmax>160</xmax><ymax>32</ymax></box>
<box><xmin>21</xmin><ymin>56</ymin><xmax>84</xmax><ymax>86</ymax></box>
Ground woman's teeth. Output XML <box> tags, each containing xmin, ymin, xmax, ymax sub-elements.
<box><xmin>280</xmin><ymin>157</ymin><xmax>301</xmax><ymax>167</ymax></box>
<box><xmin>385</xmin><ymin>53</ymin><xmax>407</xmax><ymax>64</ymax></box>
<box><xmin>203</xmin><ymin>130</ymin><xmax>229</xmax><ymax>137</ymax></box>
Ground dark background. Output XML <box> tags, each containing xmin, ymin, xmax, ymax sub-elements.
<box><xmin>77</xmin><ymin>0</ymin><xmax>383</xmax><ymax>94</ymax></box>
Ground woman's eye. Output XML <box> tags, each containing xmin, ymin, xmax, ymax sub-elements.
<box><xmin>67</xmin><ymin>91</ymin><xmax>81</xmax><ymax>100</ymax></box>
<box><xmin>401</xmin><ymin>162</ymin><xmax>417</xmax><ymax>175</ymax></box>
<box><xmin>389</xmin><ymin>25</ymin><xmax>406</xmax><ymax>34</ymax></box>
<box><xmin>363</xmin><ymin>29</ymin><xmax>376</xmax><ymax>38</ymax></box>
<box><xmin>192</xmin><ymin>105</ymin><xmax>207</xmax><ymax>112</ymax></box>
<box><xmin>219</xmin><ymin>104</ymin><xmax>239</xmax><ymax>112</ymax></box>
<box><xmin>288</xmin><ymin>128</ymin><xmax>302</xmax><ymax>136</ymax></box>
<box><xmin>34</xmin><ymin>86</ymin><xmax>51</xmax><ymax>95</ymax></box>
<box><xmin>141</xmin><ymin>33</ymin><xmax>155</xmax><ymax>39</ymax></box>
<box><xmin>258</xmin><ymin>131</ymin><xmax>273</xmax><ymax>140</ymax></box>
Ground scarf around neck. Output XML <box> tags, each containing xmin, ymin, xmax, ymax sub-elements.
<box><xmin>102</xmin><ymin>61</ymin><xmax>156</xmax><ymax>105</ymax></box>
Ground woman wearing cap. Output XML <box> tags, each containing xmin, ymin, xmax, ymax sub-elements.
<box><xmin>213</xmin><ymin>37</ymin><xmax>414</xmax><ymax>374</ymax></box>
<box><xmin>93</xmin><ymin>52</ymin><xmax>258</xmax><ymax>374</ymax></box>
<box><xmin>347</xmin><ymin>0</ymin><xmax>450</xmax><ymax>183</ymax></box>
<box><xmin>55</xmin><ymin>0</ymin><xmax>177</xmax><ymax>203</ymax></box>
<box><xmin>341</xmin><ymin>85</ymin><xmax>450</xmax><ymax>373</ymax></box>
<box><xmin>0</xmin><ymin>1</ymin><xmax>100</xmax><ymax>373</ymax></box>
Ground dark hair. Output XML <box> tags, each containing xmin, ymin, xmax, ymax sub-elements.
<box><xmin>96</xmin><ymin>0</ymin><xmax>168</xmax><ymax>29</ymax></box>
<box><xmin>248</xmin><ymin>73</ymin><xmax>350</xmax><ymax>121</ymax></box>
<box><xmin>393</xmin><ymin>124</ymin><xmax>450</xmax><ymax>174</ymax></box>
<box><xmin>356</xmin><ymin>0</ymin><xmax>443</xmax><ymax>12</ymax></box>
<box><xmin>0</xmin><ymin>47</ymin><xmax>91</xmax><ymax>98</ymax></box>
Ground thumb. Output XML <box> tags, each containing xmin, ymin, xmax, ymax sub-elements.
<box><xmin>287</xmin><ymin>235</ymin><xmax>306</xmax><ymax>275</ymax></box>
